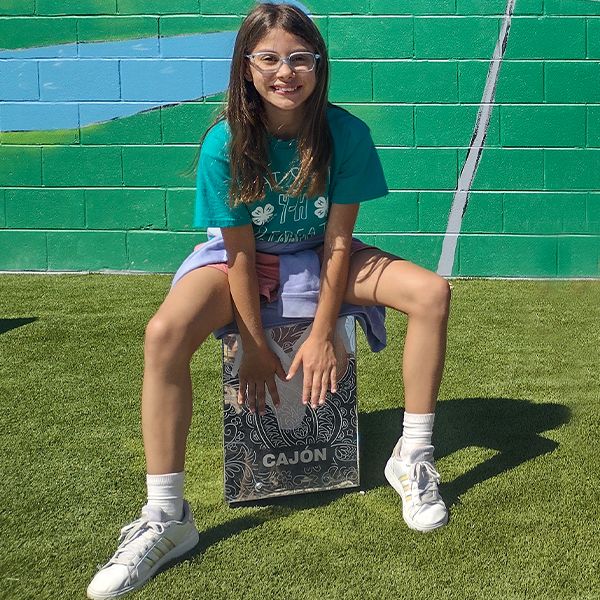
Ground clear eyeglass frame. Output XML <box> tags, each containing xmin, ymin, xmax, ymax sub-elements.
<box><xmin>245</xmin><ymin>51</ymin><xmax>320</xmax><ymax>73</ymax></box>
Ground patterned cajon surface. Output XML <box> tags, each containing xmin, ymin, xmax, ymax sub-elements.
<box><xmin>222</xmin><ymin>316</ymin><xmax>359</xmax><ymax>503</ymax></box>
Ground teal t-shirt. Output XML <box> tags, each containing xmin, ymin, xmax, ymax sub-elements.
<box><xmin>193</xmin><ymin>105</ymin><xmax>388</xmax><ymax>243</ymax></box>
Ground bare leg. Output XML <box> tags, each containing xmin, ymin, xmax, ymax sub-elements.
<box><xmin>142</xmin><ymin>267</ymin><xmax>233</xmax><ymax>475</ymax></box>
<box><xmin>344</xmin><ymin>249</ymin><xmax>450</xmax><ymax>414</ymax></box>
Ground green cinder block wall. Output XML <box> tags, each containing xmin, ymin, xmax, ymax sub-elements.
<box><xmin>0</xmin><ymin>0</ymin><xmax>598</xmax><ymax>277</ymax></box>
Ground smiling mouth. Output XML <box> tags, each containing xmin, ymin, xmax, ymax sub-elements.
<box><xmin>271</xmin><ymin>85</ymin><xmax>301</xmax><ymax>94</ymax></box>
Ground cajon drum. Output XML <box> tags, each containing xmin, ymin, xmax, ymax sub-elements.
<box><xmin>222</xmin><ymin>316</ymin><xmax>359</xmax><ymax>503</ymax></box>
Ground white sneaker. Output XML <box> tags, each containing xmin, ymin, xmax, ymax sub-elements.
<box><xmin>384</xmin><ymin>437</ymin><xmax>448</xmax><ymax>532</ymax></box>
<box><xmin>87</xmin><ymin>501</ymin><xmax>199</xmax><ymax>599</ymax></box>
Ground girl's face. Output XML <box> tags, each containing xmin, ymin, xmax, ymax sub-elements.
<box><xmin>245</xmin><ymin>27</ymin><xmax>317</xmax><ymax>134</ymax></box>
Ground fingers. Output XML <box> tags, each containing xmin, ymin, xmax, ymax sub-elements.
<box><xmin>330</xmin><ymin>366</ymin><xmax>337</xmax><ymax>395</ymax></box>
<box><xmin>245</xmin><ymin>382</ymin><xmax>256</xmax><ymax>414</ymax></box>
<box><xmin>239</xmin><ymin>378</ymin><xmax>280</xmax><ymax>415</ymax></box>
<box><xmin>318</xmin><ymin>372</ymin><xmax>330</xmax><ymax>406</ymax></box>
<box><xmin>256</xmin><ymin>384</ymin><xmax>266</xmax><ymax>417</ymax></box>
<box><xmin>266</xmin><ymin>377</ymin><xmax>281</xmax><ymax>409</ymax></box>
<box><xmin>303</xmin><ymin>368</ymin><xmax>336</xmax><ymax>409</ymax></box>
<box><xmin>287</xmin><ymin>354</ymin><xmax>300</xmax><ymax>381</ymax></box>
<box><xmin>237</xmin><ymin>377</ymin><xmax>246</xmax><ymax>406</ymax></box>
<box><xmin>275</xmin><ymin>358</ymin><xmax>287</xmax><ymax>381</ymax></box>
<box><xmin>302</xmin><ymin>372</ymin><xmax>312</xmax><ymax>406</ymax></box>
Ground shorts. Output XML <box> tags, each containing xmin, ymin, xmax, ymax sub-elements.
<box><xmin>202</xmin><ymin>238</ymin><xmax>375</xmax><ymax>304</ymax></box>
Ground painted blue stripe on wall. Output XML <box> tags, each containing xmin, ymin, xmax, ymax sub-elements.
<box><xmin>0</xmin><ymin>61</ymin><xmax>39</xmax><ymax>101</ymax></box>
<box><xmin>0</xmin><ymin>31</ymin><xmax>236</xmax><ymax>60</ymax></box>
<box><xmin>78</xmin><ymin>37</ymin><xmax>160</xmax><ymax>58</ymax></box>
<box><xmin>39</xmin><ymin>59</ymin><xmax>121</xmax><ymax>101</ymax></box>
<box><xmin>204</xmin><ymin>60</ymin><xmax>232</xmax><ymax>97</ymax></box>
<box><xmin>160</xmin><ymin>31</ymin><xmax>237</xmax><ymax>59</ymax></box>
<box><xmin>0</xmin><ymin>0</ymin><xmax>311</xmax><ymax>132</ymax></box>
<box><xmin>0</xmin><ymin>102</ymin><xmax>79</xmax><ymax>131</ymax></box>
<box><xmin>79</xmin><ymin>102</ymin><xmax>162</xmax><ymax>124</ymax></box>
<box><xmin>120</xmin><ymin>59</ymin><xmax>204</xmax><ymax>102</ymax></box>
<box><xmin>0</xmin><ymin>44</ymin><xmax>78</xmax><ymax>59</ymax></box>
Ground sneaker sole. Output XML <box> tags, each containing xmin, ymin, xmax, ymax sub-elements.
<box><xmin>86</xmin><ymin>529</ymin><xmax>200</xmax><ymax>600</ymax></box>
<box><xmin>384</xmin><ymin>459</ymin><xmax>448</xmax><ymax>533</ymax></box>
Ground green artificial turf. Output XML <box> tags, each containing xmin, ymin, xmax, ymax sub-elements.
<box><xmin>0</xmin><ymin>276</ymin><xmax>598</xmax><ymax>600</ymax></box>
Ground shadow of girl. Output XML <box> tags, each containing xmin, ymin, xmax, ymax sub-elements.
<box><xmin>180</xmin><ymin>397</ymin><xmax>569</xmax><ymax>565</ymax></box>
<box><xmin>359</xmin><ymin>397</ymin><xmax>571</xmax><ymax>507</ymax></box>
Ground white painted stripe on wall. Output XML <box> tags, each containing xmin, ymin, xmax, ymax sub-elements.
<box><xmin>437</xmin><ymin>0</ymin><xmax>517</xmax><ymax>277</ymax></box>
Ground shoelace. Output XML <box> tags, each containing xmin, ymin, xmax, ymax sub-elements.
<box><xmin>108</xmin><ymin>517</ymin><xmax>167</xmax><ymax>567</ymax></box>
<box><xmin>408</xmin><ymin>460</ymin><xmax>442</xmax><ymax>504</ymax></box>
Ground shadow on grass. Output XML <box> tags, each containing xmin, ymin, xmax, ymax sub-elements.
<box><xmin>184</xmin><ymin>397</ymin><xmax>570</xmax><ymax>561</ymax></box>
<box><xmin>0</xmin><ymin>317</ymin><xmax>37</xmax><ymax>335</ymax></box>
<box><xmin>359</xmin><ymin>397</ymin><xmax>571</xmax><ymax>507</ymax></box>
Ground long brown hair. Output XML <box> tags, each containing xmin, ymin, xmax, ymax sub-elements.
<box><xmin>204</xmin><ymin>3</ymin><xmax>331</xmax><ymax>207</ymax></box>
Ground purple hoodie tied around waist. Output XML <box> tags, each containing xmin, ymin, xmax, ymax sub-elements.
<box><xmin>172</xmin><ymin>228</ymin><xmax>386</xmax><ymax>352</ymax></box>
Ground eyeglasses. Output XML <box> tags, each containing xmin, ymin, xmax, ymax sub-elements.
<box><xmin>245</xmin><ymin>51</ymin><xmax>320</xmax><ymax>73</ymax></box>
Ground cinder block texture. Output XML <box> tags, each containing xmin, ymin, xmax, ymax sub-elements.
<box><xmin>0</xmin><ymin>231</ymin><xmax>47</xmax><ymax>270</ymax></box>
<box><xmin>589</xmin><ymin>20</ymin><xmax>600</xmax><ymax>58</ymax></box>
<box><xmin>414</xmin><ymin>17</ymin><xmax>500</xmax><ymax>59</ymax></box>
<box><xmin>329</xmin><ymin>17</ymin><xmax>412</xmax><ymax>58</ymax></box>
<box><xmin>5</xmin><ymin>189</ymin><xmax>85</xmax><ymax>228</ymax></box>
<box><xmin>558</xmin><ymin>237</ymin><xmax>599</xmax><ymax>277</ymax></box>
<box><xmin>166</xmin><ymin>190</ymin><xmax>196</xmax><ymax>231</ymax></box>
<box><xmin>127</xmin><ymin>231</ymin><xmax>202</xmax><ymax>271</ymax></box>
<box><xmin>459</xmin><ymin>235</ymin><xmax>558</xmax><ymax>277</ymax></box>
<box><xmin>329</xmin><ymin>62</ymin><xmax>372</xmax><ymax>102</ymax></box>
<box><xmin>42</xmin><ymin>147</ymin><xmax>122</xmax><ymax>186</ymax></box>
<box><xmin>415</xmin><ymin>105</ymin><xmax>499</xmax><ymax>147</ymax></box>
<box><xmin>506</xmin><ymin>17</ymin><xmax>586</xmax><ymax>59</ymax></box>
<box><xmin>457</xmin><ymin>0</ymin><xmax>543</xmax><ymax>14</ymax></box>
<box><xmin>85</xmin><ymin>189</ymin><xmax>166</xmax><ymax>230</ymax></box>
<box><xmin>0</xmin><ymin>0</ymin><xmax>35</xmax><ymax>15</ymax></box>
<box><xmin>545</xmin><ymin>62</ymin><xmax>600</xmax><ymax>103</ymax></box>
<box><xmin>589</xmin><ymin>107</ymin><xmax>600</xmax><ymax>147</ymax></box>
<box><xmin>374</xmin><ymin>62</ymin><xmax>458</xmax><ymax>103</ymax></box>
<box><xmin>39</xmin><ymin>60</ymin><xmax>120</xmax><ymax>101</ymax></box>
<box><xmin>78</xmin><ymin>16</ymin><xmax>157</xmax><ymax>41</ymax></box>
<box><xmin>544</xmin><ymin>0</ymin><xmax>600</xmax><ymax>14</ymax></box>
<box><xmin>500</xmin><ymin>106</ymin><xmax>586</xmax><ymax>147</ymax></box>
<box><xmin>503</xmin><ymin>193</ymin><xmax>587</xmax><ymax>233</ymax></box>
<box><xmin>545</xmin><ymin>151</ymin><xmax>600</xmax><ymax>191</ymax></box>
<box><xmin>36</xmin><ymin>0</ymin><xmax>117</xmax><ymax>15</ymax></box>
<box><xmin>0</xmin><ymin>190</ymin><xmax>6</xmax><ymax>228</ymax></box>
<box><xmin>0</xmin><ymin>4</ymin><xmax>597</xmax><ymax>277</ymax></box>
<box><xmin>118</xmin><ymin>0</ymin><xmax>200</xmax><ymax>15</ymax></box>
<box><xmin>47</xmin><ymin>231</ymin><xmax>127</xmax><ymax>270</ymax></box>
<box><xmin>0</xmin><ymin>61</ymin><xmax>39</xmax><ymax>101</ymax></box>
<box><xmin>371</xmin><ymin>0</ymin><xmax>454</xmax><ymax>15</ymax></box>
<box><xmin>0</xmin><ymin>17</ymin><xmax>76</xmax><ymax>49</ymax></box>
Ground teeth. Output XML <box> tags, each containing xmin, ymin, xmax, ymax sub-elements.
<box><xmin>275</xmin><ymin>86</ymin><xmax>298</xmax><ymax>92</ymax></box>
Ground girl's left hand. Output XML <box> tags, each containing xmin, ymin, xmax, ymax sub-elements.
<box><xmin>286</xmin><ymin>335</ymin><xmax>338</xmax><ymax>409</ymax></box>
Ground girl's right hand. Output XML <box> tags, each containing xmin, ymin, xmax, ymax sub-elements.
<box><xmin>238</xmin><ymin>347</ymin><xmax>287</xmax><ymax>416</ymax></box>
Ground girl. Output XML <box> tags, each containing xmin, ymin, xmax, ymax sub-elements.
<box><xmin>87</xmin><ymin>4</ymin><xmax>451</xmax><ymax>599</ymax></box>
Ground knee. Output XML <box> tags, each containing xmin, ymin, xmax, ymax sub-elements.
<box><xmin>144</xmin><ymin>313</ymin><xmax>194</xmax><ymax>362</ymax></box>
<box><xmin>411</xmin><ymin>275</ymin><xmax>451</xmax><ymax>320</ymax></box>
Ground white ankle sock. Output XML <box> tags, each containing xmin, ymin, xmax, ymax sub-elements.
<box><xmin>146</xmin><ymin>472</ymin><xmax>184</xmax><ymax>521</ymax></box>
<box><xmin>401</xmin><ymin>412</ymin><xmax>435</xmax><ymax>459</ymax></box>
